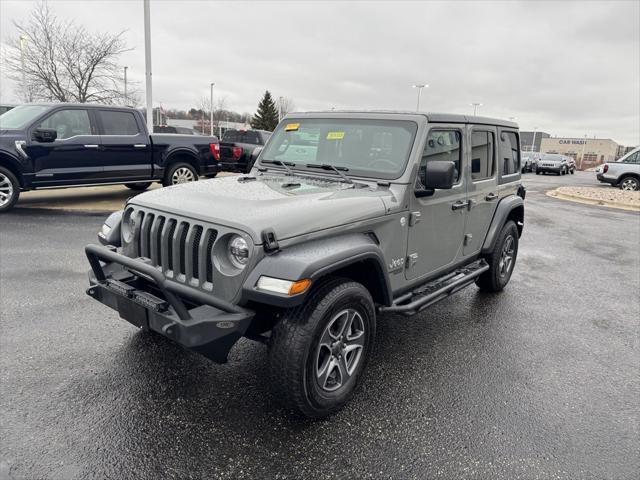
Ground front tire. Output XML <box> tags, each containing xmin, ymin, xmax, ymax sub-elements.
<box><xmin>163</xmin><ymin>162</ymin><xmax>198</xmax><ymax>187</ymax></box>
<box><xmin>476</xmin><ymin>220</ymin><xmax>519</xmax><ymax>292</ymax></box>
<box><xmin>268</xmin><ymin>278</ymin><xmax>376</xmax><ymax>418</ymax></box>
<box><xmin>0</xmin><ymin>167</ymin><xmax>20</xmax><ymax>213</ymax></box>
<box><xmin>124</xmin><ymin>182</ymin><xmax>152</xmax><ymax>191</ymax></box>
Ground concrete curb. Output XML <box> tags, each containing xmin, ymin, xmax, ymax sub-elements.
<box><xmin>546</xmin><ymin>190</ymin><xmax>640</xmax><ymax>212</ymax></box>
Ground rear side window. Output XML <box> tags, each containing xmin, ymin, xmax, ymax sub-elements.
<box><xmin>471</xmin><ymin>131</ymin><xmax>495</xmax><ymax>181</ymax></box>
<box><xmin>222</xmin><ymin>130</ymin><xmax>261</xmax><ymax>144</ymax></box>
<box><xmin>623</xmin><ymin>151</ymin><xmax>639</xmax><ymax>164</ymax></box>
<box><xmin>500</xmin><ymin>131</ymin><xmax>520</xmax><ymax>175</ymax></box>
<box><xmin>99</xmin><ymin>110</ymin><xmax>140</xmax><ymax>135</ymax></box>
<box><xmin>421</xmin><ymin>130</ymin><xmax>462</xmax><ymax>182</ymax></box>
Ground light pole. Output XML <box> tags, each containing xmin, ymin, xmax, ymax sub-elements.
<box><xmin>531</xmin><ymin>127</ymin><xmax>538</xmax><ymax>152</ymax></box>
<box><xmin>580</xmin><ymin>134</ymin><xmax>587</xmax><ymax>170</ymax></box>
<box><xmin>19</xmin><ymin>35</ymin><xmax>27</xmax><ymax>101</ymax></box>
<box><xmin>123</xmin><ymin>66</ymin><xmax>128</xmax><ymax>104</ymax></box>
<box><xmin>412</xmin><ymin>84</ymin><xmax>428</xmax><ymax>111</ymax></box>
<box><xmin>278</xmin><ymin>96</ymin><xmax>283</xmax><ymax>121</ymax></box>
<box><xmin>470</xmin><ymin>102</ymin><xmax>483</xmax><ymax>116</ymax></box>
<box><xmin>143</xmin><ymin>0</ymin><xmax>153</xmax><ymax>128</ymax></box>
<box><xmin>210</xmin><ymin>82</ymin><xmax>215</xmax><ymax>137</ymax></box>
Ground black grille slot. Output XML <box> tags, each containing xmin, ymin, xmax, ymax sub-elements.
<box><xmin>178</xmin><ymin>223</ymin><xmax>188</xmax><ymax>275</ymax></box>
<box><xmin>136</xmin><ymin>211</ymin><xmax>145</xmax><ymax>256</ymax></box>
<box><xmin>144</xmin><ymin>213</ymin><xmax>154</xmax><ymax>258</ymax></box>
<box><xmin>205</xmin><ymin>230</ymin><xmax>217</xmax><ymax>283</ymax></box>
<box><xmin>154</xmin><ymin>216</ymin><xmax>165</xmax><ymax>267</ymax></box>
<box><xmin>192</xmin><ymin>226</ymin><xmax>203</xmax><ymax>279</ymax></box>
<box><xmin>166</xmin><ymin>219</ymin><xmax>177</xmax><ymax>268</ymax></box>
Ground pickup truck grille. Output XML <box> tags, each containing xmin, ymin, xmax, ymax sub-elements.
<box><xmin>135</xmin><ymin>211</ymin><xmax>218</xmax><ymax>289</ymax></box>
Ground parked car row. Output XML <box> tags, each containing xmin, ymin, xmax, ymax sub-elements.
<box><xmin>521</xmin><ymin>152</ymin><xmax>575</xmax><ymax>175</ymax></box>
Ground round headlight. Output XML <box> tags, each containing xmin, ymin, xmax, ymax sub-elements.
<box><xmin>228</xmin><ymin>235</ymin><xmax>249</xmax><ymax>268</ymax></box>
<box><xmin>121</xmin><ymin>209</ymin><xmax>137</xmax><ymax>244</ymax></box>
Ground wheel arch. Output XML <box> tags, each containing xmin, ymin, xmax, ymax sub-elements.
<box><xmin>481</xmin><ymin>195</ymin><xmax>524</xmax><ymax>254</ymax></box>
<box><xmin>0</xmin><ymin>152</ymin><xmax>24</xmax><ymax>187</ymax></box>
<box><xmin>617</xmin><ymin>172</ymin><xmax>640</xmax><ymax>186</ymax></box>
<box><xmin>164</xmin><ymin>149</ymin><xmax>201</xmax><ymax>174</ymax></box>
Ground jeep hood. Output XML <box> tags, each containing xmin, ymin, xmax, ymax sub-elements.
<box><xmin>129</xmin><ymin>175</ymin><xmax>394</xmax><ymax>243</ymax></box>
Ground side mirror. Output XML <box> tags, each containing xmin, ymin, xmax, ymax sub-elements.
<box><xmin>417</xmin><ymin>161</ymin><xmax>456</xmax><ymax>197</ymax></box>
<box><xmin>33</xmin><ymin>128</ymin><xmax>57</xmax><ymax>143</ymax></box>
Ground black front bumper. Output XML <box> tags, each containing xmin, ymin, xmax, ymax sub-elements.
<box><xmin>85</xmin><ymin>244</ymin><xmax>254</xmax><ymax>363</ymax></box>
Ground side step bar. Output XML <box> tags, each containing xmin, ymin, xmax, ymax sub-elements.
<box><xmin>379</xmin><ymin>259</ymin><xmax>489</xmax><ymax>316</ymax></box>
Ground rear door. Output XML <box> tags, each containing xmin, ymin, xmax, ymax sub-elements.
<box><xmin>463</xmin><ymin>126</ymin><xmax>499</xmax><ymax>256</ymax></box>
<box><xmin>27</xmin><ymin>107</ymin><xmax>103</xmax><ymax>185</ymax></box>
<box><xmin>96</xmin><ymin>109</ymin><xmax>151</xmax><ymax>181</ymax></box>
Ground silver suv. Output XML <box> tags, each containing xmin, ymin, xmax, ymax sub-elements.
<box><xmin>85</xmin><ymin>112</ymin><xmax>525</xmax><ymax>418</ymax></box>
<box><xmin>597</xmin><ymin>147</ymin><xmax>640</xmax><ymax>190</ymax></box>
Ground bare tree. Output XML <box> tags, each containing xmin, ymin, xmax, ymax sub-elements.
<box><xmin>278</xmin><ymin>97</ymin><xmax>296</xmax><ymax>118</ymax></box>
<box><xmin>4</xmin><ymin>1</ymin><xmax>133</xmax><ymax>103</ymax></box>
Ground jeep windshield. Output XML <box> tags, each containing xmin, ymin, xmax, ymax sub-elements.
<box><xmin>260</xmin><ymin>118</ymin><xmax>418</xmax><ymax>180</ymax></box>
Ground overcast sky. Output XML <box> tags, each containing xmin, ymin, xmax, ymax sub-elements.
<box><xmin>1</xmin><ymin>0</ymin><xmax>638</xmax><ymax>145</ymax></box>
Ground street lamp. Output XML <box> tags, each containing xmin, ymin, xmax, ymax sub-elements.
<box><xmin>210</xmin><ymin>82</ymin><xmax>215</xmax><ymax>137</ymax></box>
<box><xmin>123</xmin><ymin>66</ymin><xmax>128</xmax><ymax>104</ymax></box>
<box><xmin>470</xmin><ymin>102</ymin><xmax>483</xmax><ymax>116</ymax></box>
<box><xmin>531</xmin><ymin>126</ymin><xmax>538</xmax><ymax>153</ymax></box>
<box><xmin>579</xmin><ymin>134</ymin><xmax>588</xmax><ymax>170</ymax></box>
<box><xmin>143</xmin><ymin>0</ymin><xmax>153</xmax><ymax>128</ymax></box>
<box><xmin>412</xmin><ymin>84</ymin><xmax>428</xmax><ymax>111</ymax></box>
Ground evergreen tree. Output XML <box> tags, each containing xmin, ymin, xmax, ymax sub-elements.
<box><xmin>250</xmin><ymin>90</ymin><xmax>279</xmax><ymax>131</ymax></box>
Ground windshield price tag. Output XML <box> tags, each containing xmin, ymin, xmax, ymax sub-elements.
<box><xmin>326</xmin><ymin>131</ymin><xmax>345</xmax><ymax>140</ymax></box>
<box><xmin>285</xmin><ymin>123</ymin><xmax>300</xmax><ymax>131</ymax></box>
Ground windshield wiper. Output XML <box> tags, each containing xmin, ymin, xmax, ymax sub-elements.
<box><xmin>261</xmin><ymin>159</ymin><xmax>295</xmax><ymax>175</ymax></box>
<box><xmin>305</xmin><ymin>163</ymin><xmax>353</xmax><ymax>184</ymax></box>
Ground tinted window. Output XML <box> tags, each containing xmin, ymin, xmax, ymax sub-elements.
<box><xmin>223</xmin><ymin>130</ymin><xmax>261</xmax><ymax>144</ymax></box>
<box><xmin>471</xmin><ymin>131</ymin><xmax>495</xmax><ymax>181</ymax></box>
<box><xmin>420</xmin><ymin>130</ymin><xmax>462</xmax><ymax>183</ymax></box>
<box><xmin>99</xmin><ymin>110</ymin><xmax>139</xmax><ymax>135</ymax></box>
<box><xmin>500</xmin><ymin>131</ymin><xmax>520</xmax><ymax>175</ymax></box>
<box><xmin>38</xmin><ymin>109</ymin><xmax>91</xmax><ymax>139</ymax></box>
<box><xmin>623</xmin><ymin>151</ymin><xmax>639</xmax><ymax>164</ymax></box>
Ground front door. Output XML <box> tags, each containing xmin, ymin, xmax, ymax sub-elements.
<box><xmin>95</xmin><ymin>109</ymin><xmax>151</xmax><ymax>181</ymax></box>
<box><xmin>406</xmin><ymin>127</ymin><xmax>467</xmax><ymax>281</ymax></box>
<box><xmin>463</xmin><ymin>127</ymin><xmax>499</xmax><ymax>256</ymax></box>
<box><xmin>26</xmin><ymin>107</ymin><xmax>103</xmax><ymax>186</ymax></box>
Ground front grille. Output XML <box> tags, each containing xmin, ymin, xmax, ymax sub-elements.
<box><xmin>134</xmin><ymin>211</ymin><xmax>218</xmax><ymax>288</ymax></box>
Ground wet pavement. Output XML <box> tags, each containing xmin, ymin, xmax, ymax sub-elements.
<box><xmin>1</xmin><ymin>172</ymin><xmax>639</xmax><ymax>479</ymax></box>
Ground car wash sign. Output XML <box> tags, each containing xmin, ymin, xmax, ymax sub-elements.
<box><xmin>559</xmin><ymin>139</ymin><xmax>587</xmax><ymax>145</ymax></box>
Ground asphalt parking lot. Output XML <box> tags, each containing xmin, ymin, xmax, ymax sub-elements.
<box><xmin>1</xmin><ymin>172</ymin><xmax>639</xmax><ymax>479</ymax></box>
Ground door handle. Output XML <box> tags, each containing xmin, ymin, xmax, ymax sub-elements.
<box><xmin>451</xmin><ymin>200</ymin><xmax>469</xmax><ymax>211</ymax></box>
<box><xmin>485</xmin><ymin>193</ymin><xmax>499</xmax><ymax>201</ymax></box>
<box><xmin>134</xmin><ymin>144</ymin><xmax>147</xmax><ymax>148</ymax></box>
<box><xmin>84</xmin><ymin>144</ymin><xmax>99</xmax><ymax>149</ymax></box>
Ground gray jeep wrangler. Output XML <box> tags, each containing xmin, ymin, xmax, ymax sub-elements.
<box><xmin>85</xmin><ymin>112</ymin><xmax>525</xmax><ymax>418</ymax></box>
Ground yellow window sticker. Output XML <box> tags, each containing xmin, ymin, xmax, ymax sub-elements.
<box><xmin>326</xmin><ymin>131</ymin><xmax>345</xmax><ymax>140</ymax></box>
<box><xmin>285</xmin><ymin>123</ymin><xmax>300</xmax><ymax>131</ymax></box>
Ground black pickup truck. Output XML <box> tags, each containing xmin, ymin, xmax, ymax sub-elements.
<box><xmin>0</xmin><ymin>104</ymin><xmax>220</xmax><ymax>212</ymax></box>
<box><xmin>219</xmin><ymin>128</ymin><xmax>271</xmax><ymax>173</ymax></box>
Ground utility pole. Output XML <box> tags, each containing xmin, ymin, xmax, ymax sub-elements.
<box><xmin>471</xmin><ymin>102</ymin><xmax>483</xmax><ymax>116</ymax></box>
<box><xmin>123</xmin><ymin>66</ymin><xmax>128</xmax><ymax>105</ymax></box>
<box><xmin>278</xmin><ymin>96</ymin><xmax>283</xmax><ymax>121</ymax></box>
<box><xmin>143</xmin><ymin>0</ymin><xmax>153</xmax><ymax>128</ymax></box>
<box><xmin>412</xmin><ymin>84</ymin><xmax>428</xmax><ymax>111</ymax></box>
<box><xmin>210</xmin><ymin>82</ymin><xmax>215</xmax><ymax>137</ymax></box>
<box><xmin>19</xmin><ymin>35</ymin><xmax>27</xmax><ymax>101</ymax></box>
<box><xmin>580</xmin><ymin>134</ymin><xmax>587</xmax><ymax>170</ymax></box>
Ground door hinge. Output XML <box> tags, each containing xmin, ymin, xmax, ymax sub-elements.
<box><xmin>407</xmin><ymin>253</ymin><xmax>419</xmax><ymax>268</ymax></box>
<box><xmin>409</xmin><ymin>211</ymin><xmax>421</xmax><ymax>226</ymax></box>
<box><xmin>464</xmin><ymin>233</ymin><xmax>473</xmax><ymax>246</ymax></box>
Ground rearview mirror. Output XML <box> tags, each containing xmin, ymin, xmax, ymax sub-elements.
<box><xmin>33</xmin><ymin>128</ymin><xmax>57</xmax><ymax>143</ymax></box>
<box><xmin>417</xmin><ymin>161</ymin><xmax>456</xmax><ymax>197</ymax></box>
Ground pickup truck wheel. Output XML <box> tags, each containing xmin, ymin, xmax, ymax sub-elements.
<box><xmin>268</xmin><ymin>278</ymin><xmax>376</xmax><ymax>418</ymax></box>
<box><xmin>163</xmin><ymin>162</ymin><xmax>198</xmax><ymax>187</ymax></box>
<box><xmin>0</xmin><ymin>167</ymin><xmax>20</xmax><ymax>213</ymax></box>
<box><xmin>124</xmin><ymin>182</ymin><xmax>152</xmax><ymax>191</ymax></box>
<box><xmin>476</xmin><ymin>220</ymin><xmax>519</xmax><ymax>292</ymax></box>
<box><xmin>620</xmin><ymin>176</ymin><xmax>639</xmax><ymax>191</ymax></box>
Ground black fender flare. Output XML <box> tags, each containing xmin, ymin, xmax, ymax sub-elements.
<box><xmin>242</xmin><ymin>233</ymin><xmax>393</xmax><ymax>308</ymax></box>
<box><xmin>481</xmin><ymin>195</ymin><xmax>524</xmax><ymax>254</ymax></box>
<box><xmin>0</xmin><ymin>151</ymin><xmax>26</xmax><ymax>186</ymax></box>
<box><xmin>162</xmin><ymin>147</ymin><xmax>201</xmax><ymax>173</ymax></box>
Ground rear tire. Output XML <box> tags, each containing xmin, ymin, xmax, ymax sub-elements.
<box><xmin>0</xmin><ymin>167</ymin><xmax>20</xmax><ymax>213</ymax></box>
<box><xmin>268</xmin><ymin>278</ymin><xmax>376</xmax><ymax>418</ymax></box>
<box><xmin>476</xmin><ymin>220</ymin><xmax>519</xmax><ymax>292</ymax></box>
<box><xmin>619</xmin><ymin>176</ymin><xmax>639</xmax><ymax>191</ymax></box>
<box><xmin>124</xmin><ymin>182</ymin><xmax>152</xmax><ymax>191</ymax></box>
<box><xmin>163</xmin><ymin>162</ymin><xmax>198</xmax><ymax>187</ymax></box>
